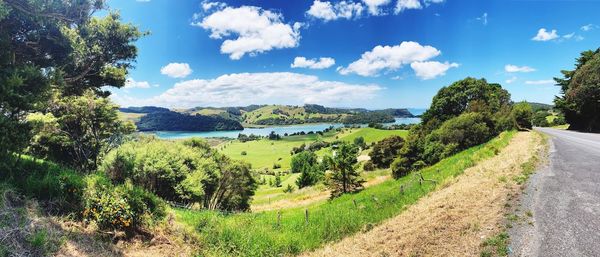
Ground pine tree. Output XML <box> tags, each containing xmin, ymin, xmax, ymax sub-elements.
<box><xmin>325</xmin><ymin>142</ymin><xmax>364</xmax><ymax>198</ymax></box>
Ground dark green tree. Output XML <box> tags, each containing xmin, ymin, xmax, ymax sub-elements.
<box><xmin>511</xmin><ymin>102</ymin><xmax>533</xmax><ymax>130</ymax></box>
<box><xmin>293</xmin><ymin>151</ymin><xmax>323</xmax><ymax>188</ymax></box>
<box><xmin>324</xmin><ymin>142</ymin><xmax>364</xmax><ymax>198</ymax></box>
<box><xmin>554</xmin><ymin>48</ymin><xmax>600</xmax><ymax>131</ymax></box>
<box><xmin>532</xmin><ymin>111</ymin><xmax>550</xmax><ymax>127</ymax></box>
<box><xmin>368</xmin><ymin>136</ymin><xmax>405</xmax><ymax>168</ymax></box>
<box><xmin>0</xmin><ymin>0</ymin><xmax>143</xmax><ymax>166</ymax></box>
<box><xmin>28</xmin><ymin>90</ymin><xmax>135</xmax><ymax>171</ymax></box>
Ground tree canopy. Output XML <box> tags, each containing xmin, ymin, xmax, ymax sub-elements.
<box><xmin>554</xmin><ymin>48</ymin><xmax>600</xmax><ymax>131</ymax></box>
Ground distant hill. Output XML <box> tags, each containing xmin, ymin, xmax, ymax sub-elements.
<box><xmin>136</xmin><ymin>111</ymin><xmax>243</xmax><ymax>131</ymax></box>
<box><xmin>119</xmin><ymin>106</ymin><xmax>170</xmax><ymax>113</ymax></box>
<box><xmin>526</xmin><ymin>102</ymin><xmax>553</xmax><ymax>112</ymax></box>
<box><xmin>119</xmin><ymin>104</ymin><xmax>415</xmax><ymax>131</ymax></box>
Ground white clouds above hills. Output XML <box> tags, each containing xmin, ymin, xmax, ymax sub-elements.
<box><xmin>193</xmin><ymin>5</ymin><xmax>302</xmax><ymax>59</ymax></box>
<box><xmin>112</xmin><ymin>72</ymin><xmax>382</xmax><ymax>108</ymax></box>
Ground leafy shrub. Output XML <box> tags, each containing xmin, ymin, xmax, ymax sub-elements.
<box><xmin>369</xmin><ymin>136</ymin><xmax>405</xmax><ymax>168</ymax></box>
<box><xmin>241</xmin><ymin>151</ymin><xmax>247</xmax><ymax>156</ymax></box>
<box><xmin>82</xmin><ymin>175</ymin><xmax>166</xmax><ymax>231</ymax></box>
<box><xmin>532</xmin><ymin>111</ymin><xmax>550</xmax><ymax>127</ymax></box>
<box><xmin>272</xmin><ymin>163</ymin><xmax>281</xmax><ymax>169</ymax></box>
<box><xmin>511</xmin><ymin>102</ymin><xmax>533</xmax><ymax>130</ymax></box>
<box><xmin>100</xmin><ymin>138</ymin><xmax>257</xmax><ymax>211</ymax></box>
<box><xmin>363</xmin><ymin>160</ymin><xmax>375</xmax><ymax>171</ymax></box>
<box><xmin>391</xmin><ymin>157</ymin><xmax>411</xmax><ymax>178</ymax></box>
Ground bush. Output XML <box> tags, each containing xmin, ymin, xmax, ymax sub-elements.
<box><xmin>241</xmin><ymin>151</ymin><xmax>247</xmax><ymax>156</ymax></box>
<box><xmin>363</xmin><ymin>160</ymin><xmax>375</xmax><ymax>171</ymax></box>
<box><xmin>369</xmin><ymin>136</ymin><xmax>405</xmax><ymax>169</ymax></box>
<box><xmin>100</xmin><ymin>138</ymin><xmax>257</xmax><ymax>211</ymax></box>
<box><xmin>82</xmin><ymin>175</ymin><xmax>166</xmax><ymax>231</ymax></box>
<box><xmin>391</xmin><ymin>157</ymin><xmax>411</xmax><ymax>178</ymax></box>
<box><xmin>511</xmin><ymin>102</ymin><xmax>533</xmax><ymax>130</ymax></box>
<box><xmin>272</xmin><ymin>163</ymin><xmax>281</xmax><ymax>169</ymax></box>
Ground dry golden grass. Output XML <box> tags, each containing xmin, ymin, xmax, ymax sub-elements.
<box><xmin>304</xmin><ymin>132</ymin><xmax>543</xmax><ymax>257</ymax></box>
<box><xmin>252</xmin><ymin>175</ymin><xmax>391</xmax><ymax>212</ymax></box>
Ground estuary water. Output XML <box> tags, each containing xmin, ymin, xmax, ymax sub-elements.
<box><xmin>149</xmin><ymin>117</ymin><xmax>421</xmax><ymax>139</ymax></box>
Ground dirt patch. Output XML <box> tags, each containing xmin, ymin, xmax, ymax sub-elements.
<box><xmin>303</xmin><ymin>132</ymin><xmax>542</xmax><ymax>257</ymax></box>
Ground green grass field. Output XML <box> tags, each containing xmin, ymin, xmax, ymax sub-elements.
<box><xmin>175</xmin><ymin>131</ymin><xmax>516</xmax><ymax>257</ymax></box>
<box><xmin>219</xmin><ymin>128</ymin><xmax>407</xmax><ymax>172</ymax></box>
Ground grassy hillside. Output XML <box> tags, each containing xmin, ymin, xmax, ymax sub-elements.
<box><xmin>219</xmin><ymin>127</ymin><xmax>407</xmax><ymax>171</ymax></box>
<box><xmin>175</xmin><ymin>131</ymin><xmax>517</xmax><ymax>257</ymax></box>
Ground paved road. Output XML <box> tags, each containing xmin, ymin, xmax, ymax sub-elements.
<box><xmin>510</xmin><ymin>128</ymin><xmax>600</xmax><ymax>256</ymax></box>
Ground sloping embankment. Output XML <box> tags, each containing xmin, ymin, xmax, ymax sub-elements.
<box><xmin>304</xmin><ymin>132</ymin><xmax>543</xmax><ymax>257</ymax></box>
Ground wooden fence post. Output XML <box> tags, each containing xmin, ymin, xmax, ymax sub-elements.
<box><xmin>305</xmin><ymin>209</ymin><xmax>309</xmax><ymax>224</ymax></box>
<box><xmin>352</xmin><ymin>199</ymin><xmax>357</xmax><ymax>208</ymax></box>
<box><xmin>400</xmin><ymin>185</ymin><xmax>404</xmax><ymax>195</ymax></box>
<box><xmin>277</xmin><ymin>210</ymin><xmax>281</xmax><ymax>228</ymax></box>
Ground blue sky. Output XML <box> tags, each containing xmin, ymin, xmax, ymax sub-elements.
<box><xmin>106</xmin><ymin>0</ymin><xmax>600</xmax><ymax>109</ymax></box>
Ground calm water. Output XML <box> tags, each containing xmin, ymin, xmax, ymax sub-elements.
<box><xmin>150</xmin><ymin>117</ymin><xmax>421</xmax><ymax>139</ymax></box>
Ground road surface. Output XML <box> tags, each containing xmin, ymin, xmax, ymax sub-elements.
<box><xmin>510</xmin><ymin>128</ymin><xmax>600</xmax><ymax>256</ymax></box>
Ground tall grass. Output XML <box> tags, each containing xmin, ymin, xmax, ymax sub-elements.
<box><xmin>175</xmin><ymin>131</ymin><xmax>516</xmax><ymax>256</ymax></box>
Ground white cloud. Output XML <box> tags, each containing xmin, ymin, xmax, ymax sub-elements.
<box><xmin>525</xmin><ymin>79</ymin><xmax>555</xmax><ymax>85</ymax></box>
<box><xmin>160</xmin><ymin>63</ymin><xmax>193</xmax><ymax>78</ymax></box>
<box><xmin>562</xmin><ymin>32</ymin><xmax>584</xmax><ymax>41</ymax></box>
<box><xmin>505</xmin><ymin>64</ymin><xmax>535</xmax><ymax>73</ymax></box>
<box><xmin>476</xmin><ymin>12</ymin><xmax>488</xmax><ymax>25</ymax></box>
<box><xmin>362</xmin><ymin>0</ymin><xmax>391</xmax><ymax>15</ymax></box>
<box><xmin>194</xmin><ymin>6</ymin><xmax>301</xmax><ymax>60</ymax></box>
<box><xmin>124</xmin><ymin>78</ymin><xmax>156</xmax><ymax>89</ymax></box>
<box><xmin>111</xmin><ymin>72</ymin><xmax>382</xmax><ymax>108</ymax></box>
<box><xmin>395</xmin><ymin>0</ymin><xmax>422</xmax><ymax>14</ymax></box>
<box><xmin>201</xmin><ymin>1</ymin><xmax>226</xmax><ymax>11</ymax></box>
<box><xmin>306</xmin><ymin>0</ymin><xmax>364</xmax><ymax>21</ymax></box>
<box><xmin>338</xmin><ymin>41</ymin><xmax>441</xmax><ymax>77</ymax></box>
<box><xmin>505</xmin><ymin>76</ymin><xmax>517</xmax><ymax>84</ymax></box>
<box><xmin>581</xmin><ymin>24</ymin><xmax>596</xmax><ymax>31</ymax></box>
<box><xmin>410</xmin><ymin>61</ymin><xmax>458</xmax><ymax>80</ymax></box>
<box><xmin>532</xmin><ymin>28</ymin><xmax>559</xmax><ymax>41</ymax></box>
<box><xmin>291</xmin><ymin>57</ymin><xmax>336</xmax><ymax>69</ymax></box>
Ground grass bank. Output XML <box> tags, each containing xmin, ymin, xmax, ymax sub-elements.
<box><xmin>175</xmin><ymin>131</ymin><xmax>516</xmax><ymax>256</ymax></box>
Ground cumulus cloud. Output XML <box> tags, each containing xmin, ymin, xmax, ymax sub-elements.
<box><xmin>160</xmin><ymin>63</ymin><xmax>193</xmax><ymax>78</ymax></box>
<box><xmin>111</xmin><ymin>72</ymin><xmax>382</xmax><ymax>108</ymax></box>
<box><xmin>410</xmin><ymin>61</ymin><xmax>458</xmax><ymax>80</ymax></box>
<box><xmin>124</xmin><ymin>78</ymin><xmax>156</xmax><ymax>89</ymax></box>
<box><xmin>525</xmin><ymin>79</ymin><xmax>555</xmax><ymax>85</ymax></box>
<box><xmin>395</xmin><ymin>0</ymin><xmax>422</xmax><ymax>14</ymax></box>
<box><xmin>505</xmin><ymin>64</ymin><xmax>535</xmax><ymax>73</ymax></box>
<box><xmin>362</xmin><ymin>0</ymin><xmax>391</xmax><ymax>15</ymax></box>
<box><xmin>291</xmin><ymin>57</ymin><xmax>335</xmax><ymax>69</ymax></box>
<box><xmin>306</xmin><ymin>0</ymin><xmax>364</xmax><ymax>21</ymax></box>
<box><xmin>193</xmin><ymin>6</ymin><xmax>301</xmax><ymax>60</ymax></box>
<box><xmin>338</xmin><ymin>41</ymin><xmax>442</xmax><ymax>77</ymax></box>
<box><xmin>532</xmin><ymin>28</ymin><xmax>559</xmax><ymax>41</ymax></box>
